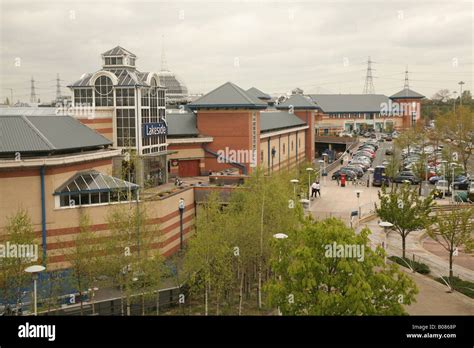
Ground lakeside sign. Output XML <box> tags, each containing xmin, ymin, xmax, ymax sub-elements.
<box><xmin>143</xmin><ymin>122</ymin><xmax>167</xmax><ymax>137</ymax></box>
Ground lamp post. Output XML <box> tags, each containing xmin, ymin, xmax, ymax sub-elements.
<box><xmin>25</xmin><ymin>265</ymin><xmax>46</xmax><ymax>316</ymax></box>
<box><xmin>306</xmin><ymin>167</ymin><xmax>314</xmax><ymax>199</ymax></box>
<box><xmin>379</xmin><ymin>221</ymin><xmax>393</xmax><ymax>264</ymax></box>
<box><xmin>449</xmin><ymin>162</ymin><xmax>458</xmax><ymax>201</ymax></box>
<box><xmin>367</xmin><ymin>167</ymin><xmax>374</xmax><ymax>187</ymax></box>
<box><xmin>355</xmin><ymin>190</ymin><xmax>362</xmax><ymax>219</ymax></box>
<box><xmin>290</xmin><ymin>179</ymin><xmax>299</xmax><ymax>198</ymax></box>
<box><xmin>458</xmin><ymin>81</ymin><xmax>465</xmax><ymax>106</ymax></box>
<box><xmin>178</xmin><ymin>198</ymin><xmax>185</xmax><ymax>250</ymax></box>
<box><xmin>322</xmin><ymin>153</ymin><xmax>328</xmax><ymax>178</ymax></box>
<box><xmin>452</xmin><ymin>91</ymin><xmax>457</xmax><ymax>113</ymax></box>
<box><xmin>273</xmin><ymin>233</ymin><xmax>288</xmax><ymax>316</ymax></box>
<box><xmin>318</xmin><ymin>160</ymin><xmax>324</xmax><ymax>180</ymax></box>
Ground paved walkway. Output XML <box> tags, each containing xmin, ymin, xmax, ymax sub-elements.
<box><xmin>308</xmin><ymin>138</ymin><xmax>474</xmax><ymax>315</ymax></box>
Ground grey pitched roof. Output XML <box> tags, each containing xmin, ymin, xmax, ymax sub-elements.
<box><xmin>69</xmin><ymin>69</ymin><xmax>154</xmax><ymax>88</ymax></box>
<box><xmin>308</xmin><ymin>94</ymin><xmax>389</xmax><ymax>113</ymax></box>
<box><xmin>0</xmin><ymin>114</ymin><xmax>112</xmax><ymax>155</ymax></box>
<box><xmin>276</xmin><ymin>94</ymin><xmax>318</xmax><ymax>110</ymax></box>
<box><xmin>390</xmin><ymin>88</ymin><xmax>424</xmax><ymax>99</ymax></box>
<box><xmin>260</xmin><ymin>111</ymin><xmax>307</xmax><ymax>133</ymax></box>
<box><xmin>188</xmin><ymin>82</ymin><xmax>267</xmax><ymax>109</ymax></box>
<box><xmin>167</xmin><ymin>112</ymin><xmax>199</xmax><ymax>137</ymax></box>
<box><xmin>102</xmin><ymin>46</ymin><xmax>136</xmax><ymax>57</ymax></box>
<box><xmin>246</xmin><ymin>87</ymin><xmax>271</xmax><ymax>100</ymax></box>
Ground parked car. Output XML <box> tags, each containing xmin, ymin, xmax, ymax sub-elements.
<box><xmin>385</xmin><ymin>148</ymin><xmax>393</xmax><ymax>155</ymax></box>
<box><xmin>332</xmin><ymin>169</ymin><xmax>357</xmax><ymax>181</ymax></box>
<box><xmin>393</xmin><ymin>171</ymin><xmax>421</xmax><ymax>184</ymax></box>
<box><xmin>341</xmin><ymin>166</ymin><xmax>364</xmax><ymax>178</ymax></box>
<box><xmin>429</xmin><ymin>175</ymin><xmax>443</xmax><ymax>185</ymax></box>
<box><xmin>452</xmin><ymin>177</ymin><xmax>470</xmax><ymax>190</ymax></box>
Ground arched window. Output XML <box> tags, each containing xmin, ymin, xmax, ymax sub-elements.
<box><xmin>94</xmin><ymin>76</ymin><xmax>114</xmax><ymax>107</ymax></box>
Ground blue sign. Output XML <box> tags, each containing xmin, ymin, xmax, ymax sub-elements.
<box><xmin>143</xmin><ymin>122</ymin><xmax>167</xmax><ymax>137</ymax></box>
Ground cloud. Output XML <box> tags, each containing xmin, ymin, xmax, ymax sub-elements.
<box><xmin>0</xmin><ymin>0</ymin><xmax>472</xmax><ymax>102</ymax></box>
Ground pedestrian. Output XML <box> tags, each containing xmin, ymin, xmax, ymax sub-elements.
<box><xmin>336</xmin><ymin>176</ymin><xmax>340</xmax><ymax>186</ymax></box>
<box><xmin>315</xmin><ymin>181</ymin><xmax>321</xmax><ymax>197</ymax></box>
<box><xmin>311</xmin><ymin>181</ymin><xmax>318</xmax><ymax>198</ymax></box>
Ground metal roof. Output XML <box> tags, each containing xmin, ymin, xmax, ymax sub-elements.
<box><xmin>390</xmin><ymin>88</ymin><xmax>425</xmax><ymax>99</ymax></box>
<box><xmin>308</xmin><ymin>94</ymin><xmax>390</xmax><ymax>113</ymax></box>
<box><xmin>246</xmin><ymin>87</ymin><xmax>271</xmax><ymax>100</ymax></box>
<box><xmin>102</xmin><ymin>46</ymin><xmax>136</xmax><ymax>57</ymax></box>
<box><xmin>54</xmin><ymin>170</ymin><xmax>138</xmax><ymax>195</ymax></box>
<box><xmin>188</xmin><ymin>82</ymin><xmax>268</xmax><ymax>109</ymax></box>
<box><xmin>276</xmin><ymin>94</ymin><xmax>318</xmax><ymax>110</ymax></box>
<box><xmin>0</xmin><ymin>114</ymin><xmax>112</xmax><ymax>154</ymax></box>
<box><xmin>167</xmin><ymin>112</ymin><xmax>199</xmax><ymax>137</ymax></box>
<box><xmin>69</xmin><ymin>69</ymin><xmax>154</xmax><ymax>88</ymax></box>
<box><xmin>260</xmin><ymin>111</ymin><xmax>307</xmax><ymax>133</ymax></box>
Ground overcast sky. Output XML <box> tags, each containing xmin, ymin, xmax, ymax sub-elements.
<box><xmin>0</xmin><ymin>0</ymin><xmax>472</xmax><ymax>103</ymax></box>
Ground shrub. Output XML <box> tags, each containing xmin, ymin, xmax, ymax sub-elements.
<box><xmin>388</xmin><ymin>256</ymin><xmax>430</xmax><ymax>274</ymax></box>
<box><xmin>434</xmin><ymin>277</ymin><xmax>474</xmax><ymax>298</ymax></box>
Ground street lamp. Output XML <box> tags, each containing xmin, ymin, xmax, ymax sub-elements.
<box><xmin>25</xmin><ymin>265</ymin><xmax>46</xmax><ymax>316</ymax></box>
<box><xmin>367</xmin><ymin>167</ymin><xmax>374</xmax><ymax>187</ymax></box>
<box><xmin>290</xmin><ymin>179</ymin><xmax>299</xmax><ymax>197</ymax></box>
<box><xmin>449</xmin><ymin>162</ymin><xmax>458</xmax><ymax>201</ymax></box>
<box><xmin>306</xmin><ymin>167</ymin><xmax>314</xmax><ymax>199</ymax></box>
<box><xmin>452</xmin><ymin>91</ymin><xmax>457</xmax><ymax>113</ymax></box>
<box><xmin>322</xmin><ymin>153</ymin><xmax>328</xmax><ymax>177</ymax></box>
<box><xmin>273</xmin><ymin>233</ymin><xmax>288</xmax><ymax>316</ymax></box>
<box><xmin>318</xmin><ymin>160</ymin><xmax>324</xmax><ymax>180</ymax></box>
<box><xmin>379</xmin><ymin>221</ymin><xmax>393</xmax><ymax>264</ymax></box>
<box><xmin>355</xmin><ymin>190</ymin><xmax>362</xmax><ymax>219</ymax></box>
<box><xmin>178</xmin><ymin>198</ymin><xmax>185</xmax><ymax>250</ymax></box>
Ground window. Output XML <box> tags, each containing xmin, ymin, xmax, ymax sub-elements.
<box><xmin>291</xmin><ymin>141</ymin><xmax>294</xmax><ymax>151</ymax></box>
<box><xmin>282</xmin><ymin>143</ymin><xmax>286</xmax><ymax>155</ymax></box>
<box><xmin>74</xmin><ymin>89</ymin><xmax>92</xmax><ymax>106</ymax></box>
<box><xmin>94</xmin><ymin>76</ymin><xmax>114</xmax><ymax>107</ymax></box>
<box><xmin>55</xmin><ymin>171</ymin><xmax>138</xmax><ymax>208</ymax></box>
<box><xmin>116</xmin><ymin>88</ymin><xmax>135</xmax><ymax>107</ymax></box>
<box><xmin>116</xmin><ymin>109</ymin><xmax>136</xmax><ymax>147</ymax></box>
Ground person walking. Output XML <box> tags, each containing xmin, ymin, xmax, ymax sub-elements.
<box><xmin>336</xmin><ymin>175</ymin><xmax>340</xmax><ymax>186</ymax></box>
<box><xmin>315</xmin><ymin>181</ymin><xmax>321</xmax><ymax>197</ymax></box>
<box><xmin>311</xmin><ymin>181</ymin><xmax>318</xmax><ymax>198</ymax></box>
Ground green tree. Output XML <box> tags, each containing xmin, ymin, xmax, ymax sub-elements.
<box><xmin>0</xmin><ymin>209</ymin><xmax>41</xmax><ymax>315</ymax></box>
<box><xmin>375</xmin><ymin>184</ymin><xmax>435</xmax><ymax>258</ymax></box>
<box><xmin>65</xmin><ymin>212</ymin><xmax>101</xmax><ymax>315</ymax></box>
<box><xmin>265</xmin><ymin>219</ymin><xmax>418</xmax><ymax>315</ymax></box>
<box><xmin>385</xmin><ymin>147</ymin><xmax>402</xmax><ymax>190</ymax></box>
<box><xmin>426</xmin><ymin>208</ymin><xmax>474</xmax><ymax>279</ymax></box>
<box><xmin>105</xmin><ymin>202</ymin><xmax>163</xmax><ymax>316</ymax></box>
<box><xmin>184</xmin><ymin>192</ymin><xmax>233</xmax><ymax>315</ymax></box>
<box><xmin>436</xmin><ymin>106</ymin><xmax>474</xmax><ymax>172</ymax></box>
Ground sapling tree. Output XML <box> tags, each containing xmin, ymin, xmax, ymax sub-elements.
<box><xmin>375</xmin><ymin>184</ymin><xmax>434</xmax><ymax>258</ymax></box>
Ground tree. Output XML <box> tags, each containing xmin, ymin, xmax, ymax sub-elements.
<box><xmin>65</xmin><ymin>212</ymin><xmax>101</xmax><ymax>315</ymax></box>
<box><xmin>385</xmin><ymin>147</ymin><xmax>402</xmax><ymax>190</ymax></box>
<box><xmin>436</xmin><ymin>106</ymin><xmax>474</xmax><ymax>172</ymax></box>
<box><xmin>265</xmin><ymin>219</ymin><xmax>418</xmax><ymax>315</ymax></box>
<box><xmin>105</xmin><ymin>202</ymin><xmax>163</xmax><ymax>316</ymax></box>
<box><xmin>432</xmin><ymin>89</ymin><xmax>451</xmax><ymax>103</ymax></box>
<box><xmin>375</xmin><ymin>184</ymin><xmax>435</xmax><ymax>258</ymax></box>
<box><xmin>426</xmin><ymin>208</ymin><xmax>474</xmax><ymax>279</ymax></box>
<box><xmin>184</xmin><ymin>192</ymin><xmax>233</xmax><ymax>315</ymax></box>
<box><xmin>0</xmin><ymin>209</ymin><xmax>41</xmax><ymax>315</ymax></box>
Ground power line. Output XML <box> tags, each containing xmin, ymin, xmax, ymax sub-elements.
<box><xmin>363</xmin><ymin>56</ymin><xmax>375</xmax><ymax>94</ymax></box>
